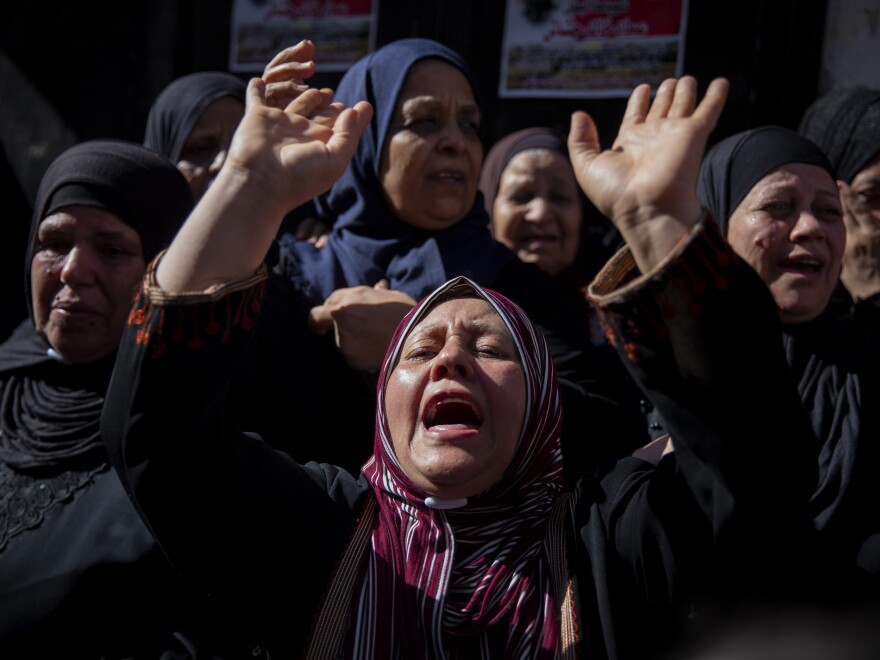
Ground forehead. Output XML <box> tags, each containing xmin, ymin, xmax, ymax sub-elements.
<box><xmin>747</xmin><ymin>163</ymin><xmax>836</xmax><ymax>197</ymax></box>
<box><xmin>38</xmin><ymin>205</ymin><xmax>139</xmax><ymax>240</ymax></box>
<box><xmin>396</xmin><ymin>59</ymin><xmax>477</xmax><ymax>107</ymax></box>
<box><xmin>191</xmin><ymin>96</ymin><xmax>245</xmax><ymax>132</ymax></box>
<box><xmin>406</xmin><ymin>296</ymin><xmax>511</xmax><ymax>339</ymax></box>
<box><xmin>503</xmin><ymin>149</ymin><xmax>576</xmax><ymax>181</ymax></box>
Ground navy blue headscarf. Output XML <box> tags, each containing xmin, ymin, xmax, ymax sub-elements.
<box><xmin>697</xmin><ymin>126</ymin><xmax>834</xmax><ymax>236</ymax></box>
<box><xmin>276</xmin><ymin>38</ymin><xmax>513</xmax><ymax>304</ymax></box>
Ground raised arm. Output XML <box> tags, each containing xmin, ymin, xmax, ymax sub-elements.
<box><xmin>157</xmin><ymin>46</ymin><xmax>372</xmax><ymax>292</ymax></box>
<box><xmin>568</xmin><ymin>76</ymin><xmax>728</xmax><ymax>273</ymax></box>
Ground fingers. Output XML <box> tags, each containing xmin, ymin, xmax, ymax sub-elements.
<box><xmin>646</xmin><ymin>78</ymin><xmax>678</xmax><ymax>121</ymax></box>
<box><xmin>287</xmin><ymin>87</ymin><xmax>333</xmax><ymax>119</ymax></box>
<box><xmin>308</xmin><ymin>304</ymin><xmax>333</xmax><ymax>335</ymax></box>
<box><xmin>620</xmin><ymin>83</ymin><xmax>652</xmax><ymax>130</ymax></box>
<box><xmin>667</xmin><ymin>76</ymin><xmax>697</xmax><ymax>118</ymax></box>
<box><xmin>691</xmin><ymin>77</ymin><xmax>729</xmax><ymax>129</ymax></box>
<box><xmin>567</xmin><ymin>110</ymin><xmax>600</xmax><ymax>161</ymax></box>
<box><xmin>245</xmin><ymin>78</ymin><xmax>267</xmax><ymax>112</ymax></box>
<box><xmin>262</xmin><ymin>40</ymin><xmax>317</xmax><ymax>80</ymax></box>
<box><xmin>325</xmin><ymin>102</ymin><xmax>373</xmax><ymax>157</ymax></box>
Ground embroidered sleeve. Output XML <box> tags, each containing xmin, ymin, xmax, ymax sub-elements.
<box><xmin>586</xmin><ymin>215</ymin><xmax>735</xmax><ymax>362</ymax></box>
<box><xmin>126</xmin><ymin>252</ymin><xmax>268</xmax><ymax>360</ymax></box>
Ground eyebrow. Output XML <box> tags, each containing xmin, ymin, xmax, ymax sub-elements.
<box><xmin>401</xmin><ymin>96</ymin><xmax>480</xmax><ymax>117</ymax></box>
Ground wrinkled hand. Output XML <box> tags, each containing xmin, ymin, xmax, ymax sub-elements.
<box><xmin>261</xmin><ymin>40</ymin><xmax>345</xmax><ymax>130</ymax></box>
<box><xmin>308</xmin><ymin>280</ymin><xmax>417</xmax><ymax>371</ymax></box>
<box><xmin>568</xmin><ymin>76</ymin><xmax>728</xmax><ymax>272</ymax></box>
<box><xmin>223</xmin><ymin>78</ymin><xmax>372</xmax><ymax>219</ymax></box>
<box><xmin>262</xmin><ymin>40</ymin><xmax>316</xmax><ymax>109</ymax></box>
<box><xmin>296</xmin><ymin>216</ymin><xmax>332</xmax><ymax>249</ymax></box>
<box><xmin>839</xmin><ymin>182</ymin><xmax>880</xmax><ymax>301</ymax></box>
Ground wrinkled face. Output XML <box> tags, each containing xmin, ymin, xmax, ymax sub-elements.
<box><xmin>176</xmin><ymin>96</ymin><xmax>245</xmax><ymax>202</ymax></box>
<box><xmin>31</xmin><ymin>205</ymin><xmax>146</xmax><ymax>363</ymax></box>
<box><xmin>492</xmin><ymin>149</ymin><xmax>582</xmax><ymax>276</ymax></box>
<box><xmin>379</xmin><ymin>59</ymin><xmax>483</xmax><ymax>231</ymax></box>
<box><xmin>841</xmin><ymin>154</ymin><xmax>880</xmax><ymax>227</ymax></box>
<box><xmin>727</xmin><ymin>163</ymin><xmax>844</xmax><ymax>324</ymax></box>
<box><xmin>384</xmin><ymin>296</ymin><xmax>525</xmax><ymax>499</ymax></box>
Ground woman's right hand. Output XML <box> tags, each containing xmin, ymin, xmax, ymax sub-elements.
<box><xmin>156</xmin><ymin>47</ymin><xmax>372</xmax><ymax>293</ymax></box>
<box><xmin>568</xmin><ymin>76</ymin><xmax>728</xmax><ymax>273</ymax></box>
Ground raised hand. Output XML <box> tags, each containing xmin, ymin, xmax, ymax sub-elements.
<box><xmin>568</xmin><ymin>76</ymin><xmax>728</xmax><ymax>273</ymax></box>
<box><xmin>156</xmin><ymin>53</ymin><xmax>373</xmax><ymax>292</ymax></box>
<box><xmin>262</xmin><ymin>39</ymin><xmax>318</xmax><ymax>110</ymax></box>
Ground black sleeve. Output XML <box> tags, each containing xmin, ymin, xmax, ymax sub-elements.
<box><xmin>574</xmin><ymin>220</ymin><xmax>819</xmax><ymax>658</ymax></box>
<box><xmin>101</xmin><ymin>264</ymin><xmax>369</xmax><ymax>655</ymax></box>
<box><xmin>492</xmin><ymin>259</ymin><xmax>648</xmax><ymax>484</ymax></box>
<box><xmin>224</xmin><ymin>272</ymin><xmax>375</xmax><ymax>474</ymax></box>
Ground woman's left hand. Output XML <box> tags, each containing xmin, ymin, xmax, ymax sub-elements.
<box><xmin>568</xmin><ymin>76</ymin><xmax>728</xmax><ymax>273</ymax></box>
<box><xmin>308</xmin><ymin>281</ymin><xmax>416</xmax><ymax>371</ymax></box>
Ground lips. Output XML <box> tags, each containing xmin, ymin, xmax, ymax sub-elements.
<box><xmin>51</xmin><ymin>299</ymin><xmax>101</xmax><ymax>322</ymax></box>
<box><xmin>778</xmin><ymin>253</ymin><xmax>824</xmax><ymax>275</ymax></box>
<box><xmin>428</xmin><ymin>169</ymin><xmax>466</xmax><ymax>185</ymax></box>
<box><xmin>422</xmin><ymin>393</ymin><xmax>484</xmax><ymax>431</ymax></box>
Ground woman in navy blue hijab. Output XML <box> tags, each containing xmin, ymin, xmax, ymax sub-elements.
<box><xmin>255</xmin><ymin>39</ymin><xmax>629</xmax><ymax>481</ymax></box>
<box><xmin>275</xmin><ymin>38</ymin><xmax>513</xmax><ymax>304</ymax></box>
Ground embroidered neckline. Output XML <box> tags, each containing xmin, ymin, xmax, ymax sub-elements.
<box><xmin>0</xmin><ymin>459</ymin><xmax>107</xmax><ymax>551</ymax></box>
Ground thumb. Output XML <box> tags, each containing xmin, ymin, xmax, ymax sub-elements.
<box><xmin>308</xmin><ymin>304</ymin><xmax>333</xmax><ymax>335</ymax></box>
<box><xmin>374</xmin><ymin>278</ymin><xmax>390</xmax><ymax>290</ymax></box>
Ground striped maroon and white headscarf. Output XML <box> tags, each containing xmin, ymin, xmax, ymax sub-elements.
<box><xmin>358</xmin><ymin>276</ymin><xmax>564</xmax><ymax>658</ymax></box>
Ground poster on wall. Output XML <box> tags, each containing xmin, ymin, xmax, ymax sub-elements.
<box><xmin>499</xmin><ymin>0</ymin><xmax>688</xmax><ymax>98</ymax></box>
<box><xmin>230</xmin><ymin>0</ymin><xmax>377</xmax><ymax>73</ymax></box>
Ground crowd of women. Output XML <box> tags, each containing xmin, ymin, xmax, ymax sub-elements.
<box><xmin>1</xmin><ymin>35</ymin><xmax>879</xmax><ymax>658</ymax></box>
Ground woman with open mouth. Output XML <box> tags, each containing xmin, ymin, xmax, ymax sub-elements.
<box><xmin>103</xmin><ymin>50</ymin><xmax>822</xmax><ymax>657</ymax></box>
<box><xmin>227</xmin><ymin>39</ymin><xmax>629</xmax><ymax>482</ymax></box>
<box><xmin>692</xmin><ymin>125</ymin><xmax>880</xmax><ymax>593</ymax></box>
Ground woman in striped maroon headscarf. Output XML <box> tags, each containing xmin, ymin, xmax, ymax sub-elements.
<box><xmin>103</xmin><ymin>48</ymin><xmax>820</xmax><ymax>658</ymax></box>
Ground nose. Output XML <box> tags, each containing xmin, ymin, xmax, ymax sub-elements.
<box><xmin>429</xmin><ymin>339</ymin><xmax>473</xmax><ymax>381</ymax></box>
<box><xmin>524</xmin><ymin>197</ymin><xmax>552</xmax><ymax>224</ymax></box>
<box><xmin>789</xmin><ymin>209</ymin><xmax>825</xmax><ymax>241</ymax></box>
<box><xmin>60</xmin><ymin>246</ymin><xmax>97</xmax><ymax>287</ymax></box>
<box><xmin>437</xmin><ymin>118</ymin><xmax>467</xmax><ymax>153</ymax></box>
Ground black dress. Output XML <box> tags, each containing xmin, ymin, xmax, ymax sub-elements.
<box><xmin>0</xmin><ymin>324</ymin><xmax>249</xmax><ymax>658</ymax></box>
<box><xmin>103</xmin><ymin>221</ymin><xmax>816</xmax><ymax>658</ymax></box>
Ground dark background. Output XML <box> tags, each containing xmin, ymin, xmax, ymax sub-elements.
<box><xmin>0</xmin><ymin>0</ymin><xmax>829</xmax><ymax>335</ymax></box>
<box><xmin>1</xmin><ymin>0</ymin><xmax>829</xmax><ymax>200</ymax></box>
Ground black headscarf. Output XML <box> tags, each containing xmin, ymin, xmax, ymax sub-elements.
<box><xmin>697</xmin><ymin>126</ymin><xmax>834</xmax><ymax>236</ymax></box>
<box><xmin>143</xmin><ymin>71</ymin><xmax>246</xmax><ymax>164</ymax></box>
<box><xmin>0</xmin><ymin>140</ymin><xmax>192</xmax><ymax>470</ymax></box>
<box><xmin>699</xmin><ymin>126</ymin><xmax>880</xmax><ymax>581</ymax></box>
<box><xmin>798</xmin><ymin>86</ymin><xmax>880</xmax><ymax>184</ymax></box>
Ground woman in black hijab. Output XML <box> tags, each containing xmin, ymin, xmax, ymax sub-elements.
<box><xmin>144</xmin><ymin>71</ymin><xmax>246</xmax><ymax>202</ymax></box>
<box><xmin>696</xmin><ymin>125</ymin><xmax>880</xmax><ymax>597</ymax></box>
<box><xmin>0</xmin><ymin>140</ymin><xmax>241</xmax><ymax>656</ymax></box>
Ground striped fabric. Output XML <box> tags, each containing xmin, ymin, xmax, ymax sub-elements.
<box><xmin>358</xmin><ymin>276</ymin><xmax>565</xmax><ymax>658</ymax></box>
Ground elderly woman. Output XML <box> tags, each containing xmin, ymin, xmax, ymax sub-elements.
<box><xmin>0</xmin><ymin>140</ymin><xmax>241</xmax><ymax>655</ymax></box>
<box><xmin>144</xmin><ymin>71</ymin><xmax>246</xmax><ymax>202</ymax></box>
<box><xmin>102</xmin><ymin>55</ymin><xmax>819</xmax><ymax>658</ymax></box>
<box><xmin>479</xmin><ymin>127</ymin><xmax>647</xmax><ymax>458</ymax></box>
<box><xmin>691</xmin><ymin>125</ymin><xmax>880</xmax><ymax>591</ymax></box>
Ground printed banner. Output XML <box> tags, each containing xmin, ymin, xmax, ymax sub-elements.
<box><xmin>230</xmin><ymin>0</ymin><xmax>376</xmax><ymax>72</ymax></box>
<box><xmin>499</xmin><ymin>0</ymin><xmax>687</xmax><ymax>98</ymax></box>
